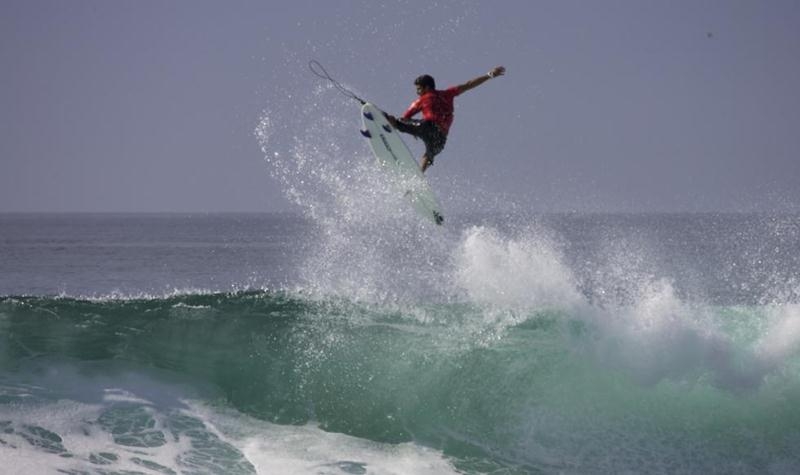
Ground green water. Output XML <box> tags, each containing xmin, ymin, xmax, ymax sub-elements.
<box><xmin>2</xmin><ymin>291</ymin><xmax>800</xmax><ymax>473</ymax></box>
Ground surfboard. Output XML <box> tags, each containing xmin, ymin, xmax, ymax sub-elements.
<box><xmin>360</xmin><ymin>102</ymin><xmax>444</xmax><ymax>225</ymax></box>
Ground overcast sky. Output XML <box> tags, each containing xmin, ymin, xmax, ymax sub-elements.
<box><xmin>2</xmin><ymin>0</ymin><xmax>798</xmax><ymax>213</ymax></box>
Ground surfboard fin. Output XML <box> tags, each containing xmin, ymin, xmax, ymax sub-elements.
<box><xmin>360</xmin><ymin>129</ymin><xmax>371</xmax><ymax>138</ymax></box>
<box><xmin>433</xmin><ymin>212</ymin><xmax>444</xmax><ymax>225</ymax></box>
<box><xmin>363</xmin><ymin>111</ymin><xmax>374</xmax><ymax>121</ymax></box>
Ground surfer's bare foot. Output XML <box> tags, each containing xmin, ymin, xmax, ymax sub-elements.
<box><xmin>420</xmin><ymin>155</ymin><xmax>432</xmax><ymax>173</ymax></box>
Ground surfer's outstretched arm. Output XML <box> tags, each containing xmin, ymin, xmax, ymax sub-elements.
<box><xmin>456</xmin><ymin>66</ymin><xmax>506</xmax><ymax>94</ymax></box>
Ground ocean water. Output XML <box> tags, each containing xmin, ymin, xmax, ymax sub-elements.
<box><xmin>2</xmin><ymin>211</ymin><xmax>800</xmax><ymax>474</ymax></box>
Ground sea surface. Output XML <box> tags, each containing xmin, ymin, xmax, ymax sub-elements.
<box><xmin>2</xmin><ymin>211</ymin><xmax>800</xmax><ymax>474</ymax></box>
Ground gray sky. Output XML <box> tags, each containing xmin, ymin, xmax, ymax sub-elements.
<box><xmin>2</xmin><ymin>0</ymin><xmax>799</xmax><ymax>213</ymax></box>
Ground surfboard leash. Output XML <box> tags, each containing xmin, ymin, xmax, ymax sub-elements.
<box><xmin>308</xmin><ymin>60</ymin><xmax>366</xmax><ymax>105</ymax></box>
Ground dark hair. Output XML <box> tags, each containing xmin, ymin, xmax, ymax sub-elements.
<box><xmin>414</xmin><ymin>74</ymin><xmax>436</xmax><ymax>90</ymax></box>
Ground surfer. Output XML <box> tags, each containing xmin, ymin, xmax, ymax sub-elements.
<box><xmin>385</xmin><ymin>66</ymin><xmax>506</xmax><ymax>173</ymax></box>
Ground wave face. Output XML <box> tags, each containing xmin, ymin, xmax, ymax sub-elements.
<box><xmin>3</xmin><ymin>212</ymin><xmax>800</xmax><ymax>475</ymax></box>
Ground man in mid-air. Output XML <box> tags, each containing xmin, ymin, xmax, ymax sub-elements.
<box><xmin>386</xmin><ymin>66</ymin><xmax>506</xmax><ymax>173</ymax></box>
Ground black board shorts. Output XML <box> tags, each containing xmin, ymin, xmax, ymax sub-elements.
<box><xmin>393</xmin><ymin>118</ymin><xmax>447</xmax><ymax>163</ymax></box>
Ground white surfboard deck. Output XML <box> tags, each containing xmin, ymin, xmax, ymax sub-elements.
<box><xmin>360</xmin><ymin>102</ymin><xmax>444</xmax><ymax>226</ymax></box>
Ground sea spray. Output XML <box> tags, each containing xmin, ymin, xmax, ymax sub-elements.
<box><xmin>453</xmin><ymin>225</ymin><xmax>582</xmax><ymax>311</ymax></box>
<box><xmin>260</xmin><ymin>94</ymin><xmax>800</xmax><ymax>393</ymax></box>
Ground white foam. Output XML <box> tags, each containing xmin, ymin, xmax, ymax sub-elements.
<box><xmin>0</xmin><ymin>393</ymin><xmax>192</xmax><ymax>475</ymax></box>
<box><xmin>755</xmin><ymin>303</ymin><xmax>800</xmax><ymax>366</ymax></box>
<box><xmin>446</xmin><ymin>225</ymin><xmax>766</xmax><ymax>389</ymax></box>
<box><xmin>0</xmin><ymin>361</ymin><xmax>458</xmax><ymax>475</ymax></box>
<box><xmin>581</xmin><ymin>274</ymin><xmax>793</xmax><ymax>391</ymax></box>
<box><xmin>452</xmin><ymin>225</ymin><xmax>584</xmax><ymax>323</ymax></box>
<box><xmin>203</xmin><ymin>409</ymin><xmax>459</xmax><ymax>475</ymax></box>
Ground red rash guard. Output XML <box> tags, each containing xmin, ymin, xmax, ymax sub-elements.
<box><xmin>402</xmin><ymin>86</ymin><xmax>461</xmax><ymax>135</ymax></box>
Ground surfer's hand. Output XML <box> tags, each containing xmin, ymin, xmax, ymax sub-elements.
<box><xmin>384</xmin><ymin>113</ymin><xmax>399</xmax><ymax>127</ymax></box>
<box><xmin>488</xmin><ymin>66</ymin><xmax>506</xmax><ymax>78</ymax></box>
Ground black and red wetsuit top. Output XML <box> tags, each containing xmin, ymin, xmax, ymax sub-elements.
<box><xmin>401</xmin><ymin>86</ymin><xmax>461</xmax><ymax>135</ymax></box>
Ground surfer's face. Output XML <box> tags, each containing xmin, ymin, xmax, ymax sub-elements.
<box><xmin>416</xmin><ymin>84</ymin><xmax>430</xmax><ymax>96</ymax></box>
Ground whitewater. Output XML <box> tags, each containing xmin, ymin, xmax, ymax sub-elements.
<box><xmin>1</xmin><ymin>88</ymin><xmax>800</xmax><ymax>474</ymax></box>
